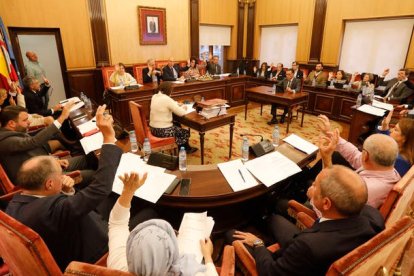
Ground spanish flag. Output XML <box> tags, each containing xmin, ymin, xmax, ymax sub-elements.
<box><xmin>0</xmin><ymin>26</ymin><xmax>18</xmax><ymax>90</ymax></box>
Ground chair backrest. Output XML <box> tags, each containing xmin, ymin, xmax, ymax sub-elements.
<box><xmin>384</xmin><ymin>166</ymin><xmax>414</xmax><ymax>227</ymax></box>
<box><xmin>132</xmin><ymin>64</ymin><xmax>146</xmax><ymax>85</ymax></box>
<box><xmin>0</xmin><ymin>164</ymin><xmax>16</xmax><ymax>195</ymax></box>
<box><xmin>0</xmin><ymin>210</ymin><xmax>62</xmax><ymax>276</ymax></box>
<box><xmin>101</xmin><ymin>66</ymin><xmax>115</xmax><ymax>88</ymax></box>
<box><xmin>129</xmin><ymin>101</ymin><xmax>148</xmax><ymax>145</ymax></box>
<box><xmin>326</xmin><ymin>216</ymin><xmax>414</xmax><ymax>276</ymax></box>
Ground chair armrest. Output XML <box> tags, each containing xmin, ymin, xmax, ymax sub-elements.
<box><xmin>219</xmin><ymin>245</ymin><xmax>235</xmax><ymax>276</ymax></box>
<box><xmin>94</xmin><ymin>252</ymin><xmax>108</xmax><ymax>267</ymax></box>
<box><xmin>232</xmin><ymin>240</ymin><xmax>257</xmax><ymax>276</ymax></box>
<box><xmin>64</xmin><ymin>261</ymin><xmax>135</xmax><ymax>276</ymax></box>
<box><xmin>0</xmin><ymin>189</ymin><xmax>22</xmax><ymax>202</ymax></box>
<box><xmin>296</xmin><ymin>212</ymin><xmax>316</xmax><ymax>229</ymax></box>
<box><xmin>287</xmin><ymin>200</ymin><xmax>318</xmax><ymax>220</ymax></box>
<box><xmin>52</xmin><ymin>151</ymin><xmax>71</xmax><ymax>158</ymax></box>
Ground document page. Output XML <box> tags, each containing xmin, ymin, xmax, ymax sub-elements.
<box><xmin>177</xmin><ymin>212</ymin><xmax>215</xmax><ymax>263</ymax></box>
<box><xmin>112</xmin><ymin>153</ymin><xmax>176</xmax><ymax>203</ymax></box>
<box><xmin>357</xmin><ymin>104</ymin><xmax>386</xmax><ymax>117</ymax></box>
<box><xmin>244</xmin><ymin>151</ymin><xmax>301</xmax><ymax>187</ymax></box>
<box><xmin>372</xmin><ymin>100</ymin><xmax>394</xmax><ymax>111</ymax></box>
<box><xmin>60</xmin><ymin>97</ymin><xmax>84</xmax><ymax>111</ymax></box>
<box><xmin>77</xmin><ymin>117</ymin><xmax>98</xmax><ymax>135</ymax></box>
<box><xmin>217</xmin><ymin>159</ymin><xmax>258</xmax><ymax>192</ymax></box>
<box><xmin>80</xmin><ymin>132</ymin><xmax>103</xmax><ymax>154</ymax></box>
<box><xmin>283</xmin><ymin>134</ymin><xmax>319</xmax><ymax>154</ymax></box>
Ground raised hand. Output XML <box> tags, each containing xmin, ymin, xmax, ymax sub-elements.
<box><xmin>95</xmin><ymin>104</ymin><xmax>116</xmax><ymax>144</ymax></box>
<box><xmin>316</xmin><ymin>114</ymin><xmax>331</xmax><ymax>134</ymax></box>
<box><xmin>118</xmin><ymin>172</ymin><xmax>148</xmax><ymax>208</ymax></box>
<box><xmin>200</xmin><ymin>238</ymin><xmax>214</xmax><ymax>263</ymax></box>
<box><xmin>381</xmin><ymin>110</ymin><xmax>393</xmax><ymax>131</ymax></box>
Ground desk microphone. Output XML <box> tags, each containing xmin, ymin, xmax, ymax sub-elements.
<box><xmin>240</xmin><ymin>134</ymin><xmax>264</xmax><ymax>142</ymax></box>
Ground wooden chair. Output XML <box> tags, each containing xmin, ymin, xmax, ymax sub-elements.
<box><xmin>101</xmin><ymin>66</ymin><xmax>115</xmax><ymax>88</ymax></box>
<box><xmin>129</xmin><ymin>101</ymin><xmax>177</xmax><ymax>155</ymax></box>
<box><xmin>232</xmin><ymin>216</ymin><xmax>414</xmax><ymax>276</ymax></box>
<box><xmin>132</xmin><ymin>63</ymin><xmax>147</xmax><ymax>85</ymax></box>
<box><xmin>0</xmin><ymin>164</ymin><xmax>21</xmax><ymax>203</ymax></box>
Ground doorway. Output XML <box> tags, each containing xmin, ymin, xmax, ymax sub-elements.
<box><xmin>8</xmin><ymin>27</ymin><xmax>69</xmax><ymax>107</ymax></box>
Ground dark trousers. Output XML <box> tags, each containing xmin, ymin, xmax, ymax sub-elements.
<box><xmin>270</xmin><ymin>105</ymin><xmax>288</xmax><ymax>118</ymax></box>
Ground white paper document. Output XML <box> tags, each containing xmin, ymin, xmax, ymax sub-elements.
<box><xmin>80</xmin><ymin>132</ymin><xmax>103</xmax><ymax>154</ymax></box>
<box><xmin>177</xmin><ymin>212</ymin><xmax>215</xmax><ymax>263</ymax></box>
<box><xmin>357</xmin><ymin>104</ymin><xmax>386</xmax><ymax>117</ymax></box>
<box><xmin>60</xmin><ymin>97</ymin><xmax>84</xmax><ymax>111</ymax></box>
<box><xmin>217</xmin><ymin>159</ymin><xmax>258</xmax><ymax>192</ymax></box>
<box><xmin>183</xmin><ymin>103</ymin><xmax>196</xmax><ymax>115</ymax></box>
<box><xmin>372</xmin><ymin>100</ymin><xmax>394</xmax><ymax>111</ymax></box>
<box><xmin>77</xmin><ymin>117</ymin><xmax>98</xmax><ymax>135</ymax></box>
<box><xmin>112</xmin><ymin>153</ymin><xmax>176</xmax><ymax>203</ymax></box>
<box><xmin>244</xmin><ymin>151</ymin><xmax>301</xmax><ymax>187</ymax></box>
<box><xmin>283</xmin><ymin>134</ymin><xmax>319</xmax><ymax>154</ymax></box>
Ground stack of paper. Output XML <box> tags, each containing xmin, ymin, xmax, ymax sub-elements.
<box><xmin>283</xmin><ymin>134</ymin><xmax>319</xmax><ymax>154</ymax></box>
<box><xmin>80</xmin><ymin>132</ymin><xmax>103</xmax><ymax>154</ymax></box>
<box><xmin>217</xmin><ymin>159</ymin><xmax>258</xmax><ymax>192</ymax></box>
<box><xmin>244</xmin><ymin>151</ymin><xmax>301</xmax><ymax>187</ymax></box>
<box><xmin>357</xmin><ymin>104</ymin><xmax>387</xmax><ymax>117</ymax></box>
<box><xmin>183</xmin><ymin>103</ymin><xmax>196</xmax><ymax>115</ymax></box>
<box><xmin>77</xmin><ymin>117</ymin><xmax>98</xmax><ymax>136</ymax></box>
<box><xmin>177</xmin><ymin>212</ymin><xmax>215</xmax><ymax>263</ymax></box>
<box><xmin>112</xmin><ymin>153</ymin><xmax>176</xmax><ymax>203</ymax></box>
<box><xmin>60</xmin><ymin>97</ymin><xmax>84</xmax><ymax>112</ymax></box>
<box><xmin>372</xmin><ymin>100</ymin><xmax>394</xmax><ymax>111</ymax></box>
<box><xmin>200</xmin><ymin>105</ymin><xmax>228</xmax><ymax>119</ymax></box>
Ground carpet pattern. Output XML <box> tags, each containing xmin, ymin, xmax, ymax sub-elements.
<box><xmin>186</xmin><ymin>103</ymin><xmax>343</xmax><ymax>165</ymax></box>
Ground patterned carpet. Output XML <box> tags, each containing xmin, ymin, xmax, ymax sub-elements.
<box><xmin>186</xmin><ymin>103</ymin><xmax>344</xmax><ymax>165</ymax></box>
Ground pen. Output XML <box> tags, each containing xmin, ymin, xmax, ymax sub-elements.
<box><xmin>60</xmin><ymin>99</ymin><xmax>69</xmax><ymax>104</ymax></box>
<box><xmin>238</xmin><ymin>169</ymin><xmax>246</xmax><ymax>183</ymax></box>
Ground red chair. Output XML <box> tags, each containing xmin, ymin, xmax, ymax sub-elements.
<box><xmin>101</xmin><ymin>66</ymin><xmax>116</xmax><ymax>88</ymax></box>
<box><xmin>0</xmin><ymin>164</ymin><xmax>21</xmax><ymax>203</ymax></box>
<box><xmin>129</xmin><ymin>101</ymin><xmax>177</xmax><ymax>155</ymax></box>
<box><xmin>132</xmin><ymin>63</ymin><xmax>147</xmax><ymax>85</ymax></box>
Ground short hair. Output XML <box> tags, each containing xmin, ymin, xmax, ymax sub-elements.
<box><xmin>118</xmin><ymin>62</ymin><xmax>126</xmax><ymax>69</ymax></box>
<box><xmin>286</xmin><ymin>68</ymin><xmax>294</xmax><ymax>74</ymax></box>
<box><xmin>320</xmin><ymin>165</ymin><xmax>367</xmax><ymax>216</ymax></box>
<box><xmin>157</xmin><ymin>82</ymin><xmax>173</xmax><ymax>96</ymax></box>
<box><xmin>212</xmin><ymin>55</ymin><xmax>219</xmax><ymax>59</ymax></box>
<box><xmin>362</xmin><ymin>73</ymin><xmax>373</xmax><ymax>82</ymax></box>
<box><xmin>316</xmin><ymin>62</ymin><xmax>324</xmax><ymax>67</ymax></box>
<box><xmin>22</xmin><ymin>76</ymin><xmax>36</xmax><ymax>88</ymax></box>
<box><xmin>363</xmin><ymin>134</ymin><xmax>398</xmax><ymax>167</ymax></box>
<box><xmin>398</xmin><ymin>118</ymin><xmax>414</xmax><ymax>165</ymax></box>
<box><xmin>0</xmin><ymin>105</ymin><xmax>27</xmax><ymax>126</ymax></box>
<box><xmin>399</xmin><ymin>68</ymin><xmax>410</xmax><ymax>76</ymax></box>
<box><xmin>147</xmin><ymin>58</ymin><xmax>155</xmax><ymax>65</ymax></box>
<box><xmin>17</xmin><ymin>156</ymin><xmax>58</xmax><ymax>190</ymax></box>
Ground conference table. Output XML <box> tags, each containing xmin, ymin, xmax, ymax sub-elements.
<box><xmin>244</xmin><ymin>86</ymin><xmax>309</xmax><ymax>133</ymax></box>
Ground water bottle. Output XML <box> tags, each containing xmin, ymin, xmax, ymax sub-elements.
<box><xmin>272</xmin><ymin>125</ymin><xmax>280</xmax><ymax>147</ymax></box>
<box><xmin>179</xmin><ymin>147</ymin><xmax>187</xmax><ymax>172</ymax></box>
<box><xmin>201</xmin><ymin>96</ymin><xmax>205</xmax><ymax>102</ymax></box>
<box><xmin>329</xmin><ymin>79</ymin><xmax>334</xmax><ymax>87</ymax></box>
<box><xmin>356</xmin><ymin>93</ymin><xmax>362</xmax><ymax>107</ymax></box>
<box><xmin>243</xmin><ymin>68</ymin><xmax>246</xmax><ymax>75</ymax></box>
<box><xmin>236</xmin><ymin>67</ymin><xmax>239</xmax><ymax>77</ymax></box>
<box><xmin>129</xmin><ymin>130</ymin><xmax>138</xmax><ymax>153</ymax></box>
<box><xmin>85</xmin><ymin>97</ymin><xmax>92</xmax><ymax>112</ymax></box>
<box><xmin>143</xmin><ymin>138</ymin><xmax>151</xmax><ymax>162</ymax></box>
<box><xmin>241</xmin><ymin>137</ymin><xmax>249</xmax><ymax>162</ymax></box>
<box><xmin>272</xmin><ymin>84</ymin><xmax>276</xmax><ymax>94</ymax></box>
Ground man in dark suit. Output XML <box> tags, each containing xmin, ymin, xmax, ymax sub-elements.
<box><xmin>162</xmin><ymin>57</ymin><xmax>185</xmax><ymax>81</ymax></box>
<box><xmin>6</xmin><ymin>105</ymin><xmax>120</xmax><ymax>271</ymax></box>
<box><xmin>206</xmin><ymin>55</ymin><xmax>222</xmax><ymax>75</ymax></box>
<box><xmin>268</xmin><ymin>69</ymin><xmax>301</xmax><ymax>124</ymax></box>
<box><xmin>378</xmin><ymin>68</ymin><xmax>413</xmax><ymax>103</ymax></box>
<box><xmin>270</xmin><ymin>63</ymin><xmax>286</xmax><ymax>81</ymax></box>
<box><xmin>142</xmin><ymin>58</ymin><xmax>162</xmax><ymax>84</ymax></box>
<box><xmin>292</xmin><ymin>61</ymin><xmax>303</xmax><ymax>80</ymax></box>
<box><xmin>231</xmin><ymin>165</ymin><xmax>384</xmax><ymax>276</ymax></box>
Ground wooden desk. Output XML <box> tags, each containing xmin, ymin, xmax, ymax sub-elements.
<box><xmin>245</xmin><ymin>86</ymin><xmax>308</xmax><ymax>133</ymax></box>
<box><xmin>348</xmin><ymin>108</ymin><xmax>382</xmax><ymax>149</ymax></box>
<box><xmin>175</xmin><ymin>111</ymin><xmax>236</xmax><ymax>164</ymax></box>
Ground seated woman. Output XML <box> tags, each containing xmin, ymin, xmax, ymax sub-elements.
<box><xmin>253</xmin><ymin>62</ymin><xmax>269</xmax><ymax>79</ymax></box>
<box><xmin>149</xmin><ymin>82</ymin><xmax>197</xmax><ymax>153</ymax></box>
<box><xmin>183</xmin><ymin>57</ymin><xmax>201</xmax><ymax>78</ymax></box>
<box><xmin>350</xmin><ymin>72</ymin><xmax>375</xmax><ymax>91</ymax></box>
<box><xmin>108</xmin><ymin>172</ymin><xmax>217</xmax><ymax>276</ymax></box>
<box><xmin>109</xmin><ymin>62</ymin><xmax>137</xmax><ymax>86</ymax></box>
<box><xmin>270</xmin><ymin>63</ymin><xmax>286</xmax><ymax>81</ymax></box>
<box><xmin>378</xmin><ymin>110</ymin><xmax>414</xmax><ymax>176</ymax></box>
<box><xmin>327</xmin><ymin>70</ymin><xmax>349</xmax><ymax>86</ymax></box>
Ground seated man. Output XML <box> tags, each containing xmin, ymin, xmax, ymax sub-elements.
<box><xmin>162</xmin><ymin>57</ymin><xmax>185</xmax><ymax>81</ymax></box>
<box><xmin>142</xmin><ymin>58</ymin><xmax>162</xmax><ymax>84</ymax></box>
<box><xmin>230</xmin><ymin>165</ymin><xmax>384</xmax><ymax>276</ymax></box>
<box><xmin>6</xmin><ymin>105</ymin><xmax>121</xmax><ymax>271</ymax></box>
<box><xmin>304</xmin><ymin>62</ymin><xmax>327</xmax><ymax>86</ymax></box>
<box><xmin>377</xmin><ymin>68</ymin><xmax>413</xmax><ymax>103</ymax></box>
<box><xmin>292</xmin><ymin>61</ymin><xmax>303</xmax><ymax>80</ymax></box>
<box><xmin>268</xmin><ymin>69</ymin><xmax>301</xmax><ymax>125</ymax></box>
<box><xmin>0</xmin><ymin>104</ymin><xmax>94</xmax><ymax>184</ymax></box>
<box><xmin>206</xmin><ymin>54</ymin><xmax>222</xmax><ymax>75</ymax></box>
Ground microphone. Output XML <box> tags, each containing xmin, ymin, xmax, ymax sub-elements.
<box><xmin>240</xmin><ymin>134</ymin><xmax>264</xmax><ymax>142</ymax></box>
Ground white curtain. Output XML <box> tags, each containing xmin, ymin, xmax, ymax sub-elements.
<box><xmin>199</xmin><ymin>25</ymin><xmax>231</xmax><ymax>46</ymax></box>
<box><xmin>339</xmin><ymin>18</ymin><xmax>414</xmax><ymax>79</ymax></box>
<box><xmin>259</xmin><ymin>25</ymin><xmax>298</xmax><ymax>67</ymax></box>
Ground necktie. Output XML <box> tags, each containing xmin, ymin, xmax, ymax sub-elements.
<box><xmin>287</xmin><ymin>81</ymin><xmax>291</xmax><ymax>88</ymax></box>
<box><xmin>385</xmin><ymin>81</ymin><xmax>400</xmax><ymax>99</ymax></box>
<box><xmin>215</xmin><ymin>65</ymin><xmax>217</xmax><ymax>74</ymax></box>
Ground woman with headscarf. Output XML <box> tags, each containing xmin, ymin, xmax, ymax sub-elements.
<box><xmin>108</xmin><ymin>172</ymin><xmax>217</xmax><ymax>276</ymax></box>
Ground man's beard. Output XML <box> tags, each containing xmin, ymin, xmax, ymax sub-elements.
<box><xmin>15</xmin><ymin>125</ymin><xmax>27</xmax><ymax>133</ymax></box>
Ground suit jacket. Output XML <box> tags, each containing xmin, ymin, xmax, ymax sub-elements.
<box><xmin>279</xmin><ymin>78</ymin><xmax>301</xmax><ymax>92</ymax></box>
<box><xmin>142</xmin><ymin>67</ymin><xmax>161</xmax><ymax>83</ymax></box>
<box><xmin>270</xmin><ymin>70</ymin><xmax>286</xmax><ymax>81</ymax></box>
<box><xmin>6</xmin><ymin>144</ymin><xmax>122</xmax><ymax>271</ymax></box>
<box><xmin>0</xmin><ymin>124</ymin><xmax>60</xmax><ymax>182</ymax></box>
<box><xmin>162</xmin><ymin>64</ymin><xmax>182</xmax><ymax>81</ymax></box>
<box><xmin>206</xmin><ymin>62</ymin><xmax>222</xmax><ymax>75</ymax></box>
<box><xmin>256</xmin><ymin>68</ymin><xmax>270</xmax><ymax>79</ymax></box>
<box><xmin>293</xmin><ymin>69</ymin><xmax>304</xmax><ymax>80</ymax></box>
<box><xmin>253</xmin><ymin>205</ymin><xmax>384</xmax><ymax>276</ymax></box>
<box><xmin>22</xmin><ymin>86</ymin><xmax>52</xmax><ymax>116</ymax></box>
<box><xmin>378</xmin><ymin>77</ymin><xmax>413</xmax><ymax>103</ymax></box>
<box><xmin>305</xmin><ymin>71</ymin><xmax>328</xmax><ymax>86</ymax></box>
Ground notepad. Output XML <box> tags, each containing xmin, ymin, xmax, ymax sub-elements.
<box><xmin>77</xmin><ymin>117</ymin><xmax>98</xmax><ymax>135</ymax></box>
<box><xmin>357</xmin><ymin>104</ymin><xmax>387</xmax><ymax>117</ymax></box>
<box><xmin>283</xmin><ymin>134</ymin><xmax>319</xmax><ymax>155</ymax></box>
<box><xmin>217</xmin><ymin>159</ymin><xmax>258</xmax><ymax>192</ymax></box>
<box><xmin>372</xmin><ymin>100</ymin><xmax>394</xmax><ymax>111</ymax></box>
<box><xmin>80</xmin><ymin>132</ymin><xmax>103</xmax><ymax>154</ymax></box>
<box><xmin>60</xmin><ymin>97</ymin><xmax>84</xmax><ymax>111</ymax></box>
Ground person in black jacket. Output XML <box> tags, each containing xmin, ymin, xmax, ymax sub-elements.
<box><xmin>142</xmin><ymin>58</ymin><xmax>162</xmax><ymax>84</ymax></box>
<box><xmin>229</xmin><ymin>165</ymin><xmax>384</xmax><ymax>276</ymax></box>
<box><xmin>162</xmin><ymin>57</ymin><xmax>185</xmax><ymax>81</ymax></box>
<box><xmin>292</xmin><ymin>61</ymin><xmax>303</xmax><ymax>80</ymax></box>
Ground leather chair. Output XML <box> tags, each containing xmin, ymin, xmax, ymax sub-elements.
<box><xmin>232</xmin><ymin>216</ymin><xmax>414</xmax><ymax>276</ymax></box>
<box><xmin>128</xmin><ymin>101</ymin><xmax>177</xmax><ymax>155</ymax></box>
<box><xmin>132</xmin><ymin>63</ymin><xmax>147</xmax><ymax>85</ymax></box>
<box><xmin>288</xmin><ymin>165</ymin><xmax>414</xmax><ymax>230</ymax></box>
<box><xmin>0</xmin><ymin>164</ymin><xmax>21</xmax><ymax>203</ymax></box>
<box><xmin>101</xmin><ymin>66</ymin><xmax>116</xmax><ymax>88</ymax></box>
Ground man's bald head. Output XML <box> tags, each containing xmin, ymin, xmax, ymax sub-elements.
<box><xmin>363</xmin><ymin>134</ymin><xmax>398</xmax><ymax>167</ymax></box>
<box><xmin>17</xmin><ymin>156</ymin><xmax>59</xmax><ymax>191</ymax></box>
<box><xmin>25</xmin><ymin>51</ymin><xmax>38</xmax><ymax>62</ymax></box>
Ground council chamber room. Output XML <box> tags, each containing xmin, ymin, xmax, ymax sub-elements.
<box><xmin>0</xmin><ymin>0</ymin><xmax>414</xmax><ymax>275</ymax></box>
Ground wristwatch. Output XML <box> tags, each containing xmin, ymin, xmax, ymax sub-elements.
<box><xmin>253</xmin><ymin>239</ymin><xmax>264</xmax><ymax>248</ymax></box>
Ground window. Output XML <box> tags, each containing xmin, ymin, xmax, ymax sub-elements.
<box><xmin>199</xmin><ymin>25</ymin><xmax>231</xmax><ymax>69</ymax></box>
<box><xmin>339</xmin><ymin>18</ymin><xmax>414</xmax><ymax>78</ymax></box>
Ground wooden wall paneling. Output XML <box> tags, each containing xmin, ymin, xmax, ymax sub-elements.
<box><xmin>237</xmin><ymin>2</ymin><xmax>245</xmax><ymax>59</ymax></box>
<box><xmin>246</xmin><ymin>4</ymin><xmax>255</xmax><ymax>59</ymax></box>
<box><xmin>88</xmin><ymin>0</ymin><xmax>110</xmax><ymax>67</ymax></box>
<box><xmin>314</xmin><ymin>94</ymin><xmax>334</xmax><ymax>115</ymax></box>
<box><xmin>339</xmin><ymin>98</ymin><xmax>355</xmax><ymax>120</ymax></box>
<box><xmin>190</xmin><ymin>0</ymin><xmax>200</xmax><ymax>58</ymax></box>
<box><xmin>66</xmin><ymin>69</ymin><xmax>104</xmax><ymax>104</ymax></box>
<box><xmin>309</xmin><ymin>0</ymin><xmax>327</xmax><ymax>63</ymax></box>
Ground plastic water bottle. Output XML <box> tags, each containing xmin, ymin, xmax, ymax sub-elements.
<box><xmin>272</xmin><ymin>84</ymin><xmax>276</xmax><ymax>94</ymax></box>
<box><xmin>356</xmin><ymin>93</ymin><xmax>362</xmax><ymax>107</ymax></box>
<box><xmin>201</xmin><ymin>96</ymin><xmax>205</xmax><ymax>102</ymax></box>
<box><xmin>143</xmin><ymin>138</ymin><xmax>151</xmax><ymax>162</ymax></box>
<box><xmin>236</xmin><ymin>67</ymin><xmax>239</xmax><ymax>77</ymax></box>
<box><xmin>129</xmin><ymin>130</ymin><xmax>138</xmax><ymax>153</ymax></box>
<box><xmin>179</xmin><ymin>147</ymin><xmax>187</xmax><ymax>172</ymax></box>
<box><xmin>243</xmin><ymin>68</ymin><xmax>246</xmax><ymax>75</ymax></box>
<box><xmin>272</xmin><ymin>125</ymin><xmax>280</xmax><ymax>147</ymax></box>
<box><xmin>241</xmin><ymin>137</ymin><xmax>249</xmax><ymax>162</ymax></box>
